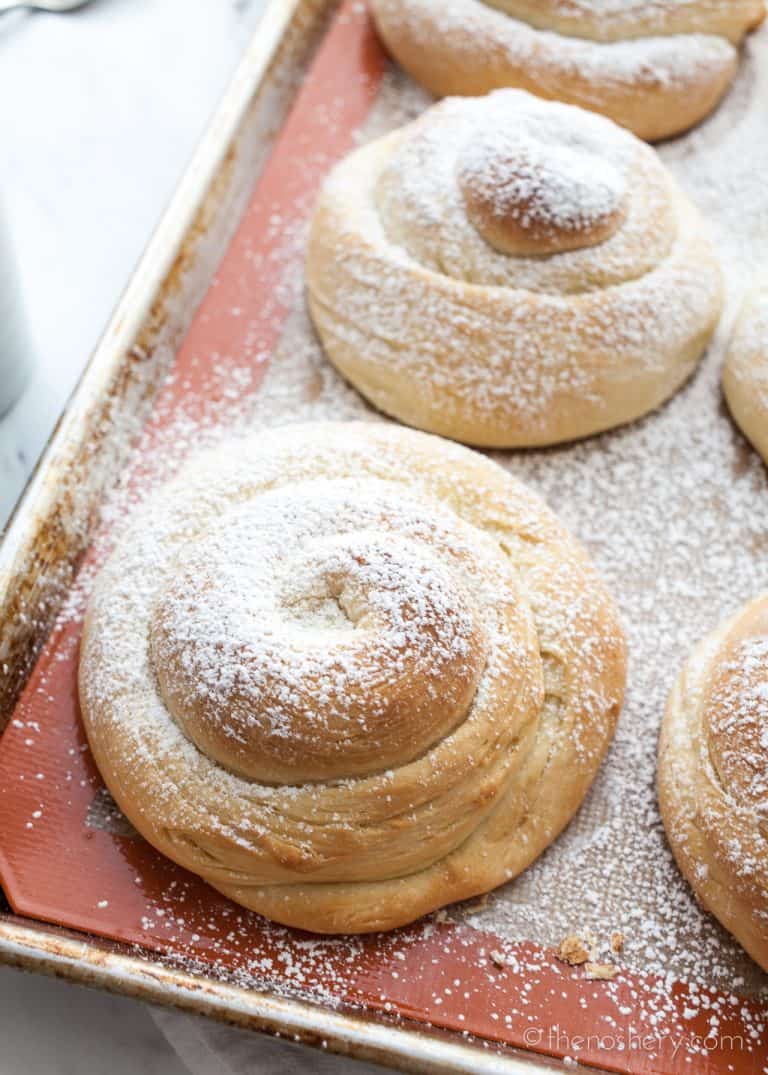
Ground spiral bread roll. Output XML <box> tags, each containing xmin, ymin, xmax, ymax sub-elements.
<box><xmin>660</xmin><ymin>597</ymin><xmax>768</xmax><ymax>971</ymax></box>
<box><xmin>307</xmin><ymin>91</ymin><xmax>722</xmax><ymax>449</ymax></box>
<box><xmin>79</xmin><ymin>423</ymin><xmax>626</xmax><ymax>934</ymax></box>
<box><xmin>723</xmin><ymin>285</ymin><xmax>768</xmax><ymax>465</ymax></box>
<box><xmin>369</xmin><ymin>0</ymin><xmax>765</xmax><ymax>141</ymax></box>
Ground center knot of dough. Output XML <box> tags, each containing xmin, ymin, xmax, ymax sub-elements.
<box><xmin>458</xmin><ymin>117</ymin><xmax>628</xmax><ymax>256</ymax></box>
<box><xmin>147</xmin><ymin>480</ymin><xmax>494</xmax><ymax>785</ymax></box>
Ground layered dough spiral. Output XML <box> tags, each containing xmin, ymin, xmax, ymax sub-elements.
<box><xmin>723</xmin><ymin>285</ymin><xmax>768</xmax><ymax>465</ymax></box>
<box><xmin>369</xmin><ymin>0</ymin><xmax>765</xmax><ymax>141</ymax></box>
<box><xmin>79</xmin><ymin>423</ymin><xmax>626</xmax><ymax>934</ymax></box>
<box><xmin>307</xmin><ymin>90</ymin><xmax>722</xmax><ymax>449</ymax></box>
<box><xmin>660</xmin><ymin>597</ymin><xmax>768</xmax><ymax>971</ymax></box>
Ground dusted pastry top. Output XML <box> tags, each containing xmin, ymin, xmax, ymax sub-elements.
<box><xmin>308</xmin><ymin>90</ymin><xmax>722</xmax><ymax>447</ymax></box>
<box><xmin>374</xmin><ymin>91</ymin><xmax>670</xmax><ymax>292</ymax></box>
<box><xmin>660</xmin><ymin>595</ymin><xmax>768</xmax><ymax>972</ymax></box>
<box><xmin>79</xmin><ymin>422</ymin><xmax>626</xmax><ymax>934</ymax></box>
<box><xmin>477</xmin><ymin>0</ymin><xmax>762</xmax><ymax>42</ymax></box>
<box><xmin>370</xmin><ymin>0</ymin><xmax>765</xmax><ymax>140</ymax></box>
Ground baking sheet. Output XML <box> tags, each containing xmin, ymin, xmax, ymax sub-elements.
<box><xmin>0</xmin><ymin>2</ymin><xmax>767</xmax><ymax>1071</ymax></box>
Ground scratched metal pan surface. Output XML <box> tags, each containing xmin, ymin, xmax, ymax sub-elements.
<box><xmin>0</xmin><ymin>1</ymin><xmax>555</xmax><ymax>1071</ymax></box>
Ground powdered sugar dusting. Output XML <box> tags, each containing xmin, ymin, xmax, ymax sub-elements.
<box><xmin>309</xmin><ymin>83</ymin><xmax>722</xmax><ymax>450</ymax></box>
<box><xmin>708</xmin><ymin>635</ymin><xmax>768</xmax><ymax>811</ymax></box>
<box><xmin>372</xmin><ymin>0</ymin><xmax>743</xmax><ymax>106</ymax></box>
<box><xmin>374</xmin><ymin>89</ymin><xmax>672</xmax><ymax>293</ymax></box>
<box><xmin>148</xmin><ymin>479</ymin><xmax>498</xmax><ymax>783</ymax></box>
<box><xmin>481</xmin><ymin>0</ymin><xmax>761</xmax><ymax>44</ymax></box>
<box><xmin>725</xmin><ymin>285</ymin><xmax>768</xmax><ymax>409</ymax></box>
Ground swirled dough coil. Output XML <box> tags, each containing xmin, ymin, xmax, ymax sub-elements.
<box><xmin>79</xmin><ymin>422</ymin><xmax>627</xmax><ymax>934</ymax></box>
<box><xmin>660</xmin><ymin>595</ymin><xmax>768</xmax><ymax>971</ymax></box>
<box><xmin>369</xmin><ymin>0</ymin><xmax>765</xmax><ymax>141</ymax></box>
<box><xmin>307</xmin><ymin>91</ymin><xmax>722</xmax><ymax>448</ymax></box>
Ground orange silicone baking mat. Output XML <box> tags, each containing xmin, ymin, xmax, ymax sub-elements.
<box><xmin>0</xmin><ymin>4</ymin><xmax>766</xmax><ymax>1072</ymax></box>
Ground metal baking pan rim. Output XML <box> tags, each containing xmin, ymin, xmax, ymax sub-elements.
<box><xmin>0</xmin><ymin>915</ymin><xmax>564</xmax><ymax>1074</ymax></box>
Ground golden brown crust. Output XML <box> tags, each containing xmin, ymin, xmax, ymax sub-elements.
<box><xmin>723</xmin><ymin>285</ymin><xmax>768</xmax><ymax>466</ymax></box>
<box><xmin>79</xmin><ymin>422</ymin><xmax>626</xmax><ymax>934</ymax></box>
<box><xmin>659</xmin><ymin>595</ymin><xmax>768</xmax><ymax>971</ymax></box>
<box><xmin>370</xmin><ymin>0</ymin><xmax>764</xmax><ymax>142</ymax></box>
<box><xmin>307</xmin><ymin>91</ymin><xmax>723</xmax><ymax>449</ymax></box>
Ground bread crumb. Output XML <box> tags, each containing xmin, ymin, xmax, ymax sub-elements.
<box><xmin>463</xmin><ymin>894</ymin><xmax>490</xmax><ymax>915</ymax></box>
<box><xmin>611</xmin><ymin>931</ymin><xmax>624</xmax><ymax>954</ymax></box>
<box><xmin>557</xmin><ymin>935</ymin><xmax>590</xmax><ymax>966</ymax></box>
<box><xmin>490</xmin><ymin>950</ymin><xmax>507</xmax><ymax>969</ymax></box>
<box><xmin>585</xmin><ymin>962</ymin><xmax>617</xmax><ymax>981</ymax></box>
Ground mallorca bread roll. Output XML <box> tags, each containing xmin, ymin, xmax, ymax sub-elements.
<box><xmin>660</xmin><ymin>596</ymin><xmax>768</xmax><ymax>971</ymax></box>
<box><xmin>369</xmin><ymin>0</ymin><xmax>765</xmax><ymax>141</ymax></box>
<box><xmin>79</xmin><ymin>422</ymin><xmax>626</xmax><ymax>934</ymax></box>
<box><xmin>307</xmin><ymin>90</ymin><xmax>722</xmax><ymax>448</ymax></box>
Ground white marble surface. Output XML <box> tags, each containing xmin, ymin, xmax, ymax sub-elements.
<box><xmin>0</xmin><ymin>965</ymin><xmax>190</xmax><ymax>1075</ymax></box>
<box><xmin>0</xmin><ymin>0</ymin><xmax>376</xmax><ymax>1071</ymax></box>
<box><xmin>0</xmin><ymin>0</ymin><xmax>267</xmax><ymax>523</ymax></box>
